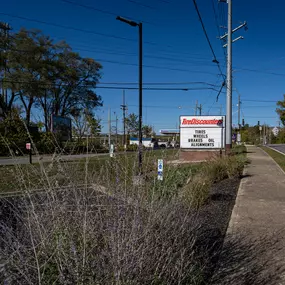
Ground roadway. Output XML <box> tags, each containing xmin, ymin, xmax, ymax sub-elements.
<box><xmin>267</xmin><ymin>144</ymin><xmax>285</xmax><ymax>155</ymax></box>
<box><xmin>0</xmin><ymin>153</ymin><xmax>110</xmax><ymax>166</ymax></box>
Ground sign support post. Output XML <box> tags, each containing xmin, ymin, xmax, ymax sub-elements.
<box><xmin>26</xmin><ymin>143</ymin><xmax>32</xmax><ymax>164</ymax></box>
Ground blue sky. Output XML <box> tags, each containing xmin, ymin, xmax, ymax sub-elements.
<box><xmin>1</xmin><ymin>0</ymin><xmax>285</xmax><ymax>133</ymax></box>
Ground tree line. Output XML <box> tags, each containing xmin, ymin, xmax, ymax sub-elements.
<box><xmin>0</xmin><ymin>28</ymin><xmax>103</xmax><ymax>132</ymax></box>
<box><xmin>0</xmin><ymin>27</ymin><xmax>155</xmax><ymax>155</ymax></box>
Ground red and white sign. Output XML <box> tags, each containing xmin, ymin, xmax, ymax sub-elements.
<box><xmin>180</xmin><ymin>116</ymin><xmax>224</xmax><ymax>128</ymax></box>
<box><xmin>26</xmin><ymin>143</ymin><xmax>31</xmax><ymax>150</ymax></box>
<box><xmin>180</xmin><ymin>116</ymin><xmax>225</xmax><ymax>149</ymax></box>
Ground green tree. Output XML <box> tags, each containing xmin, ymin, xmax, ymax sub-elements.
<box><xmin>142</xmin><ymin>125</ymin><xmax>155</xmax><ymax>137</ymax></box>
<box><xmin>276</xmin><ymin>95</ymin><xmax>285</xmax><ymax>126</ymax></box>
<box><xmin>2</xmin><ymin>28</ymin><xmax>103</xmax><ymax>130</ymax></box>
<box><xmin>125</xmin><ymin>113</ymin><xmax>154</xmax><ymax>138</ymax></box>
<box><xmin>125</xmin><ymin>113</ymin><xmax>139</xmax><ymax>137</ymax></box>
<box><xmin>73</xmin><ymin>110</ymin><xmax>101</xmax><ymax>140</ymax></box>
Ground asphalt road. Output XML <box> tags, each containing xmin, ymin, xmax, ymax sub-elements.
<box><xmin>267</xmin><ymin>144</ymin><xmax>285</xmax><ymax>154</ymax></box>
<box><xmin>0</xmin><ymin>152</ymin><xmax>110</xmax><ymax>166</ymax></box>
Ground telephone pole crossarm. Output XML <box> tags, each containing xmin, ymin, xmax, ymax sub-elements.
<box><xmin>220</xmin><ymin>21</ymin><xmax>247</xmax><ymax>40</ymax></box>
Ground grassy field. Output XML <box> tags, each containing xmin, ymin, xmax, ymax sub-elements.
<box><xmin>261</xmin><ymin>146</ymin><xmax>285</xmax><ymax>171</ymax></box>
<box><xmin>0</xmin><ymin>149</ymin><xmax>180</xmax><ymax>194</ymax></box>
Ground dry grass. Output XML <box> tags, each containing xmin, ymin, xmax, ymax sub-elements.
<box><xmin>0</xmin><ymin>143</ymin><xmax>247</xmax><ymax>284</ymax></box>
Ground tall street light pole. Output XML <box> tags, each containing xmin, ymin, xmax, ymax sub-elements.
<box><xmin>116</xmin><ymin>16</ymin><xmax>143</xmax><ymax>173</ymax></box>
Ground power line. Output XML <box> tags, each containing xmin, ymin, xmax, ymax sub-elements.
<box><xmin>6</xmin><ymin>23</ymin><xmax>223</xmax><ymax>61</ymax></box>
<box><xmin>242</xmin><ymin>116</ymin><xmax>277</xmax><ymax>119</ymax></box>
<box><xmin>92</xmin><ymin>58</ymin><xmax>221</xmax><ymax>75</ymax></box>
<box><xmin>242</xmin><ymin>106</ymin><xmax>277</xmax><ymax>108</ymax></box>
<box><xmin>242</xmin><ymin>99</ymin><xmax>277</xmax><ymax>103</ymax></box>
<box><xmin>2</xmin><ymin>79</ymin><xmax>220</xmax><ymax>91</ymax></box>
<box><xmin>61</xmin><ymin>47</ymin><xmax>221</xmax><ymax>66</ymax></box>
<box><xmin>61</xmin><ymin>0</ymin><xmax>155</xmax><ymax>24</ymax></box>
<box><xmin>211</xmin><ymin>0</ymin><xmax>227</xmax><ymax>63</ymax></box>
<box><xmin>126</xmin><ymin>0</ymin><xmax>156</xmax><ymax>10</ymax></box>
<box><xmin>192</xmin><ymin>0</ymin><xmax>225</xmax><ymax>78</ymax></box>
<box><xmin>234</xmin><ymin>67</ymin><xmax>285</xmax><ymax>77</ymax></box>
<box><xmin>8</xmin><ymin>44</ymin><xmax>221</xmax><ymax>65</ymax></box>
<box><xmin>0</xmin><ymin>12</ymin><xmax>156</xmax><ymax>44</ymax></box>
<box><xmin>4</xmin><ymin>45</ymin><xmax>222</xmax><ymax>67</ymax></box>
<box><xmin>97</xmin><ymin>81</ymin><xmax>220</xmax><ymax>87</ymax></box>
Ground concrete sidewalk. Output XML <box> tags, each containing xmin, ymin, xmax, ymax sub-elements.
<box><xmin>213</xmin><ymin>145</ymin><xmax>285</xmax><ymax>285</ymax></box>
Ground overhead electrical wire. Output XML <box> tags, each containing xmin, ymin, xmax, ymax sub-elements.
<box><xmin>0</xmin><ymin>12</ymin><xmax>156</xmax><ymax>45</ymax></box>
<box><xmin>97</xmin><ymin>81</ymin><xmax>220</xmax><ymax>87</ymax></box>
<box><xmin>211</xmin><ymin>0</ymin><xmax>227</xmax><ymax>63</ymax></box>
<box><xmin>126</xmin><ymin>0</ymin><xmax>156</xmax><ymax>10</ymax></box>
<box><xmin>192</xmin><ymin>0</ymin><xmax>225</xmax><ymax>78</ymax></box>
<box><xmin>234</xmin><ymin>67</ymin><xmax>285</xmax><ymax>77</ymax></box>
<box><xmin>5</xmin><ymin>23</ymin><xmax>224</xmax><ymax>61</ymax></box>
<box><xmin>4</xmin><ymin>46</ymin><xmax>222</xmax><ymax>67</ymax></box>
<box><xmin>242</xmin><ymin>99</ymin><xmax>278</xmax><ymax>103</ymax></box>
<box><xmin>60</xmin><ymin>0</ymin><xmax>155</xmax><ymax>23</ymax></box>
<box><xmin>2</xmin><ymin>79</ymin><xmax>220</xmax><ymax>91</ymax></box>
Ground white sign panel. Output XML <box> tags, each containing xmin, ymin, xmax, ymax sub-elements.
<box><xmin>180</xmin><ymin>116</ymin><xmax>225</xmax><ymax>149</ymax></box>
<box><xmin>157</xmin><ymin>159</ymin><xmax>163</xmax><ymax>181</ymax></box>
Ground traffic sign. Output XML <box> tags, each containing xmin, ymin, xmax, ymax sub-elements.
<box><xmin>157</xmin><ymin>159</ymin><xmax>163</xmax><ymax>181</ymax></box>
<box><xmin>26</xmin><ymin>143</ymin><xmax>31</xmax><ymax>150</ymax></box>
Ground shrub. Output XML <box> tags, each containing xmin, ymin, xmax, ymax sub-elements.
<box><xmin>180</xmin><ymin>174</ymin><xmax>211</xmax><ymax>209</ymax></box>
<box><xmin>0</xmin><ymin>149</ymin><xmax>246</xmax><ymax>283</ymax></box>
<box><xmin>0</xmin><ymin>187</ymin><xmax>204</xmax><ymax>284</ymax></box>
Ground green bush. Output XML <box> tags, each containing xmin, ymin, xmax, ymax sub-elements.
<box><xmin>0</xmin><ymin>113</ymin><xmax>29</xmax><ymax>156</ymax></box>
<box><xmin>127</xmin><ymin>144</ymin><xmax>138</xmax><ymax>152</ymax></box>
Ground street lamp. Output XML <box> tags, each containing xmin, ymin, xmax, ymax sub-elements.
<box><xmin>116</xmin><ymin>16</ymin><xmax>143</xmax><ymax>173</ymax></box>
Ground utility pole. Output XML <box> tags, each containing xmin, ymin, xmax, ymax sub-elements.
<box><xmin>120</xmin><ymin>90</ymin><xmax>127</xmax><ymax>149</ymax></box>
<box><xmin>219</xmin><ymin>0</ymin><xmax>247</xmax><ymax>152</ymax></box>
<box><xmin>238</xmin><ymin>94</ymin><xmax>241</xmax><ymax>130</ymax></box>
<box><xmin>226</xmin><ymin>0</ymin><xmax>232</xmax><ymax>152</ymax></box>
<box><xmin>108</xmin><ymin>107</ymin><xmax>111</xmax><ymax>147</ymax></box>
<box><xmin>237</xmin><ymin>94</ymin><xmax>241</xmax><ymax>144</ymax></box>
<box><xmin>138</xmin><ymin>22</ymin><xmax>143</xmax><ymax>173</ymax></box>
<box><xmin>197</xmin><ymin>104</ymin><xmax>202</xmax><ymax>116</ymax></box>
<box><xmin>263</xmin><ymin>122</ymin><xmax>266</xmax><ymax>145</ymax></box>
<box><xmin>0</xmin><ymin>22</ymin><xmax>11</xmax><ymax>105</ymax></box>
<box><xmin>115</xmin><ymin>113</ymin><xmax>118</xmax><ymax>144</ymax></box>
<box><xmin>195</xmin><ymin>100</ymin><xmax>198</xmax><ymax>116</ymax></box>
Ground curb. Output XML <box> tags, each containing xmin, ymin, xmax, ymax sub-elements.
<box><xmin>259</xmin><ymin>146</ymin><xmax>285</xmax><ymax>176</ymax></box>
<box><xmin>224</xmin><ymin>157</ymin><xmax>249</xmax><ymax>236</ymax></box>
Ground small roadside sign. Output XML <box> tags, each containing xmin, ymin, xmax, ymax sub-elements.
<box><xmin>110</xmin><ymin>144</ymin><xmax>114</xmax><ymax>158</ymax></box>
<box><xmin>157</xmin><ymin>159</ymin><xmax>163</xmax><ymax>181</ymax></box>
<box><xmin>259</xmin><ymin>126</ymin><xmax>262</xmax><ymax>131</ymax></box>
<box><xmin>26</xmin><ymin>143</ymin><xmax>31</xmax><ymax>150</ymax></box>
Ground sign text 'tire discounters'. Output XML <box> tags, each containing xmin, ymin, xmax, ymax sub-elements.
<box><xmin>180</xmin><ymin>116</ymin><xmax>225</xmax><ymax>149</ymax></box>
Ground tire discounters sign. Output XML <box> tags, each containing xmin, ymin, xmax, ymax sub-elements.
<box><xmin>180</xmin><ymin>116</ymin><xmax>225</xmax><ymax>149</ymax></box>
